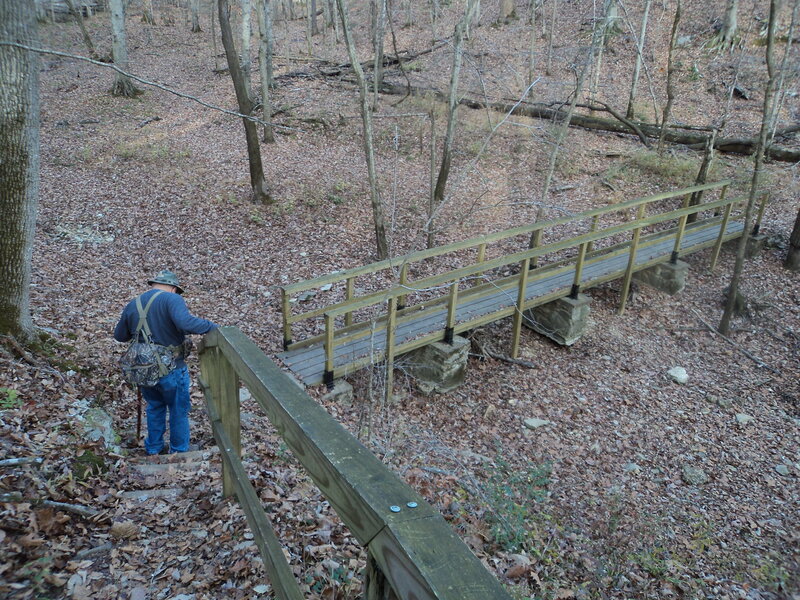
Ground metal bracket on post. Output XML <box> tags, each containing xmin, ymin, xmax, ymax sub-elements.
<box><xmin>752</xmin><ymin>224</ymin><xmax>760</xmax><ymax>236</ymax></box>
<box><xmin>569</xmin><ymin>284</ymin><xmax>580</xmax><ymax>299</ymax></box>
<box><xmin>283</xmin><ymin>338</ymin><xmax>292</xmax><ymax>351</ymax></box>
<box><xmin>323</xmin><ymin>370</ymin><xmax>335</xmax><ymax>390</ymax></box>
<box><xmin>444</xmin><ymin>327</ymin><xmax>454</xmax><ymax>345</ymax></box>
<box><xmin>670</xmin><ymin>250</ymin><xmax>679</xmax><ymax>264</ymax></box>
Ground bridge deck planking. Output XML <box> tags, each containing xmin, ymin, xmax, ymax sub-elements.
<box><xmin>278</xmin><ymin>220</ymin><xmax>744</xmax><ymax>385</ymax></box>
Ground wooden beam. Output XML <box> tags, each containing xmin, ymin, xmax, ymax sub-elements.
<box><xmin>511</xmin><ymin>258</ymin><xmax>531</xmax><ymax>358</ymax></box>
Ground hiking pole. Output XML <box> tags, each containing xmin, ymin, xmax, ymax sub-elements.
<box><xmin>136</xmin><ymin>386</ymin><xmax>142</xmax><ymax>441</ymax></box>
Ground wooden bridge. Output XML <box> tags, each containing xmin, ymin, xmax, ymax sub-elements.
<box><xmin>278</xmin><ymin>181</ymin><xmax>763</xmax><ymax>388</ymax></box>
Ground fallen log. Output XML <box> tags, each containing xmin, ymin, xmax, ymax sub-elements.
<box><xmin>376</xmin><ymin>81</ymin><xmax>800</xmax><ymax>163</ymax></box>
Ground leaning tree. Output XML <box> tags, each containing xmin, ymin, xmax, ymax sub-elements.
<box><xmin>0</xmin><ymin>0</ymin><xmax>40</xmax><ymax>342</ymax></box>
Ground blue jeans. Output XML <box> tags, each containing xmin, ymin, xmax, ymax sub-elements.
<box><xmin>141</xmin><ymin>366</ymin><xmax>190</xmax><ymax>454</ymax></box>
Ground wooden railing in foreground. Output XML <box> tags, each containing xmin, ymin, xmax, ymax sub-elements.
<box><xmin>198</xmin><ymin>326</ymin><xmax>512</xmax><ymax>600</ymax></box>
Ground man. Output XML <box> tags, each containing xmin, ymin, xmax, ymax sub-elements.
<box><xmin>114</xmin><ymin>270</ymin><xmax>217</xmax><ymax>455</ymax></box>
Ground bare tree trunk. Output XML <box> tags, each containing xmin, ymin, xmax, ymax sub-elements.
<box><xmin>528</xmin><ymin>0</ymin><xmax>605</xmax><ymax>253</ymax></box>
<box><xmin>527</xmin><ymin>0</ymin><xmax>536</xmax><ymax>85</ymax></box>
<box><xmin>0</xmin><ymin>0</ymin><xmax>39</xmax><ymax>342</ymax></box>
<box><xmin>142</xmin><ymin>0</ymin><xmax>156</xmax><ymax>24</ymax></box>
<box><xmin>768</xmin><ymin>0</ymin><xmax>799</xmax><ymax>148</ymax></box>
<box><xmin>657</xmin><ymin>0</ymin><xmax>680</xmax><ymax>152</ymax></box>
<box><xmin>371</xmin><ymin>0</ymin><xmax>386</xmax><ymax>108</ymax></box>
<box><xmin>311</xmin><ymin>0</ymin><xmax>319</xmax><ymax>34</ymax></box>
<box><xmin>500</xmin><ymin>0</ymin><xmax>515</xmax><ymax>22</ymax></box>
<box><xmin>109</xmin><ymin>0</ymin><xmax>140</xmax><ymax>96</ymax></box>
<box><xmin>65</xmin><ymin>0</ymin><xmax>98</xmax><ymax>57</ymax></box>
<box><xmin>590</xmin><ymin>0</ymin><xmax>618</xmax><ymax>102</ymax></box>
<box><xmin>785</xmin><ymin>208</ymin><xmax>800</xmax><ymax>271</ymax></box>
<box><xmin>429</xmin><ymin>0</ymin><xmax>478</xmax><ymax>247</ymax></box>
<box><xmin>719</xmin><ymin>0</ymin><xmax>778</xmax><ymax>334</ymax></box>
<box><xmin>336</xmin><ymin>0</ymin><xmax>389</xmax><ymax>259</ymax></box>
<box><xmin>427</xmin><ymin>110</ymin><xmax>436</xmax><ymax>249</ymax></box>
<box><xmin>715</xmin><ymin>0</ymin><xmax>738</xmax><ymax>50</ymax></box>
<box><xmin>545</xmin><ymin>0</ymin><xmax>557</xmax><ymax>75</ymax></box>
<box><xmin>241</xmin><ymin>0</ymin><xmax>253</xmax><ymax>92</ymax></box>
<box><xmin>687</xmin><ymin>128</ymin><xmax>717</xmax><ymax>223</ymax></box>
<box><xmin>625</xmin><ymin>0</ymin><xmax>651</xmax><ymax>119</ymax></box>
<box><xmin>257</xmin><ymin>0</ymin><xmax>275</xmax><ymax>143</ymax></box>
<box><xmin>212</xmin><ymin>0</ymin><xmax>220</xmax><ymax>71</ymax></box>
<box><xmin>191</xmin><ymin>0</ymin><xmax>202</xmax><ymax>31</ymax></box>
<box><xmin>219</xmin><ymin>0</ymin><xmax>272</xmax><ymax>203</ymax></box>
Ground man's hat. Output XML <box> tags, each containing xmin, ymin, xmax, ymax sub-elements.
<box><xmin>148</xmin><ymin>270</ymin><xmax>185</xmax><ymax>295</ymax></box>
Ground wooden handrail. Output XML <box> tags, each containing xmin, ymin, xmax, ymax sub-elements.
<box><xmin>199</xmin><ymin>327</ymin><xmax>512</xmax><ymax>600</ymax></box>
<box><xmin>323</xmin><ymin>193</ymin><xmax>742</xmax><ymax>320</ymax></box>
<box><xmin>281</xmin><ymin>180</ymin><xmax>731</xmax><ymax>296</ymax></box>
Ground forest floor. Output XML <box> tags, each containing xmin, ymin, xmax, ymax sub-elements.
<box><xmin>1</xmin><ymin>1</ymin><xmax>798</xmax><ymax>599</ymax></box>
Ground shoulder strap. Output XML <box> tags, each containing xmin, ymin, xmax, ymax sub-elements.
<box><xmin>134</xmin><ymin>291</ymin><xmax>163</xmax><ymax>340</ymax></box>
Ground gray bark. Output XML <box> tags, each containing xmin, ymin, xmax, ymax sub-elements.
<box><xmin>545</xmin><ymin>0</ymin><xmax>557</xmax><ymax>75</ymax></box>
<box><xmin>109</xmin><ymin>0</ymin><xmax>139</xmax><ymax>96</ymax></box>
<box><xmin>241</xmin><ymin>0</ymin><xmax>253</xmax><ymax>92</ymax></box>
<box><xmin>257</xmin><ymin>0</ymin><xmax>275</xmax><ymax>143</ymax></box>
<box><xmin>0</xmin><ymin>0</ymin><xmax>39</xmax><ymax>342</ymax></box>
<box><xmin>191</xmin><ymin>0</ymin><xmax>202</xmax><ymax>31</ymax></box>
<box><xmin>719</xmin><ymin>0</ymin><xmax>778</xmax><ymax>334</ymax></box>
<box><xmin>625</xmin><ymin>0</ymin><xmax>651</xmax><ymax>119</ymax></box>
<box><xmin>219</xmin><ymin>0</ymin><xmax>272</xmax><ymax>203</ymax></box>
<box><xmin>371</xmin><ymin>0</ymin><xmax>386</xmax><ymax>107</ymax></box>
<box><xmin>430</xmin><ymin>0</ymin><xmax>479</xmax><ymax>246</ymax></box>
<box><xmin>785</xmin><ymin>208</ymin><xmax>800</xmax><ymax>271</ymax></box>
<box><xmin>657</xmin><ymin>0</ymin><xmax>680</xmax><ymax>152</ymax></box>
<box><xmin>142</xmin><ymin>0</ymin><xmax>156</xmax><ymax>24</ymax></box>
<box><xmin>336</xmin><ymin>0</ymin><xmax>389</xmax><ymax>259</ymax></box>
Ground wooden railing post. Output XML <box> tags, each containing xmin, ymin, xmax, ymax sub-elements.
<box><xmin>671</xmin><ymin>194</ymin><xmax>691</xmax><ymax>263</ymax></box>
<box><xmin>511</xmin><ymin>258</ymin><xmax>531</xmax><ymax>358</ymax></box>
<box><xmin>364</xmin><ymin>551</ymin><xmax>400</xmax><ymax>600</ymax></box>
<box><xmin>619</xmin><ymin>204</ymin><xmax>646</xmax><ymax>314</ymax></box>
<box><xmin>385</xmin><ymin>297</ymin><xmax>398</xmax><ymax>406</ymax></box>
<box><xmin>709</xmin><ymin>203</ymin><xmax>734</xmax><ymax>271</ymax></box>
<box><xmin>444</xmin><ymin>282</ymin><xmax>459</xmax><ymax>344</ymax></box>
<box><xmin>571</xmin><ymin>242</ymin><xmax>588</xmax><ymax>298</ymax></box>
<box><xmin>345</xmin><ymin>277</ymin><xmax>355</xmax><ymax>326</ymax></box>
<box><xmin>397</xmin><ymin>264</ymin><xmax>409</xmax><ymax>311</ymax></box>
<box><xmin>586</xmin><ymin>214</ymin><xmax>600</xmax><ymax>253</ymax></box>
<box><xmin>281</xmin><ymin>288</ymin><xmax>292</xmax><ymax>350</ymax></box>
<box><xmin>205</xmin><ymin>347</ymin><xmax>241</xmax><ymax>498</ymax></box>
<box><xmin>324</xmin><ymin>313</ymin><xmax>336</xmax><ymax>388</ymax></box>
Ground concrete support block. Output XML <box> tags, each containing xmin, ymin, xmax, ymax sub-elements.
<box><xmin>745</xmin><ymin>234</ymin><xmax>767</xmax><ymax>259</ymax></box>
<box><xmin>633</xmin><ymin>260</ymin><xmax>688</xmax><ymax>295</ymax></box>
<box><xmin>407</xmin><ymin>335</ymin><xmax>470</xmax><ymax>395</ymax></box>
<box><xmin>322</xmin><ymin>379</ymin><xmax>354</xmax><ymax>404</ymax></box>
<box><xmin>523</xmin><ymin>293</ymin><xmax>590</xmax><ymax>346</ymax></box>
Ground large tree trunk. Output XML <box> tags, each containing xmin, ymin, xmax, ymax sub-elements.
<box><xmin>219</xmin><ymin>0</ymin><xmax>272</xmax><ymax>203</ymax></box>
<box><xmin>109</xmin><ymin>0</ymin><xmax>139</xmax><ymax>96</ymax></box>
<box><xmin>717</xmin><ymin>0</ymin><xmax>738</xmax><ymax>49</ymax></box>
<box><xmin>785</xmin><ymin>208</ymin><xmax>800</xmax><ymax>271</ymax></box>
<box><xmin>0</xmin><ymin>0</ymin><xmax>39</xmax><ymax>342</ymax></box>
<box><xmin>719</xmin><ymin>0</ymin><xmax>778</xmax><ymax>334</ymax></box>
<box><xmin>500</xmin><ymin>0</ymin><xmax>515</xmax><ymax>22</ymax></box>
<box><xmin>241</xmin><ymin>0</ymin><xmax>253</xmax><ymax>93</ymax></box>
<box><xmin>257</xmin><ymin>0</ymin><xmax>275</xmax><ymax>143</ymax></box>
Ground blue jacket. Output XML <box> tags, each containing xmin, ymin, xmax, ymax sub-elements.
<box><xmin>114</xmin><ymin>290</ymin><xmax>217</xmax><ymax>366</ymax></box>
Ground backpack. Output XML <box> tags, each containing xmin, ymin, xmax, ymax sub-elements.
<box><xmin>119</xmin><ymin>291</ymin><xmax>180</xmax><ymax>388</ymax></box>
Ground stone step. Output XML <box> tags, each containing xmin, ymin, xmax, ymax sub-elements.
<box><xmin>129</xmin><ymin>447</ymin><xmax>217</xmax><ymax>466</ymax></box>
